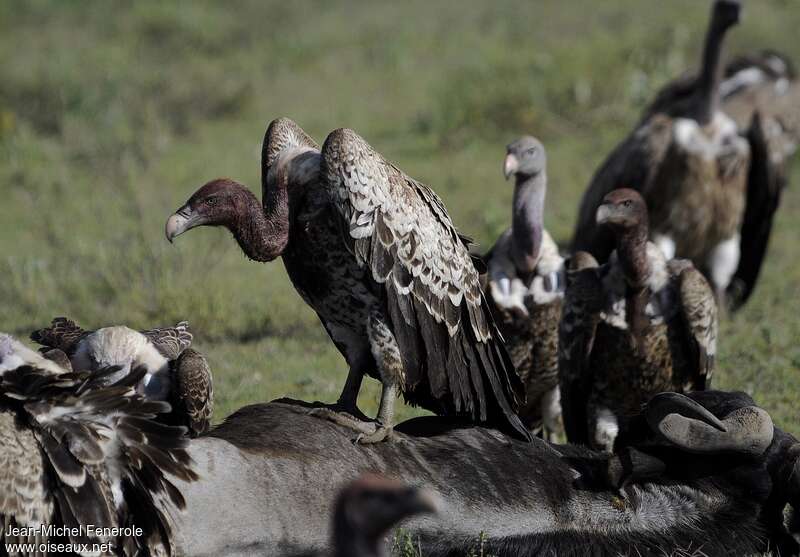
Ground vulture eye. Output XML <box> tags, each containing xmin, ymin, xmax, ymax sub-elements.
<box><xmin>205</xmin><ymin>197</ymin><xmax>217</xmax><ymax>207</ymax></box>
<box><xmin>622</xmin><ymin>200</ymin><xmax>633</xmax><ymax>207</ymax></box>
<box><xmin>526</xmin><ymin>147</ymin><xmax>537</xmax><ymax>156</ymax></box>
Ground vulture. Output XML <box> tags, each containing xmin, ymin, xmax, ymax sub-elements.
<box><xmin>0</xmin><ymin>333</ymin><xmax>198</xmax><ymax>555</ymax></box>
<box><xmin>482</xmin><ymin>136</ymin><xmax>564</xmax><ymax>436</ymax></box>
<box><xmin>165</xmin><ymin>118</ymin><xmax>529</xmax><ymax>443</ymax></box>
<box><xmin>31</xmin><ymin>317</ymin><xmax>212</xmax><ymax>437</ymax></box>
<box><xmin>560</xmin><ymin>189</ymin><xmax>718</xmax><ymax>452</ymax></box>
<box><xmin>326</xmin><ymin>475</ymin><xmax>438</xmax><ymax>557</ymax></box>
<box><xmin>571</xmin><ymin>0</ymin><xmax>797</xmax><ymax>309</ymax></box>
<box><xmin>720</xmin><ymin>50</ymin><xmax>800</xmax><ymax>308</ymax></box>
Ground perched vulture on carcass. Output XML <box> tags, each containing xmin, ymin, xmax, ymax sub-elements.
<box><xmin>482</xmin><ymin>136</ymin><xmax>564</xmax><ymax>437</ymax></box>
<box><xmin>165</xmin><ymin>119</ymin><xmax>529</xmax><ymax>443</ymax></box>
<box><xmin>560</xmin><ymin>189</ymin><xmax>718</xmax><ymax>452</ymax></box>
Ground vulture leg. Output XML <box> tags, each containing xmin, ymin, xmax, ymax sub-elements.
<box><xmin>356</xmin><ymin>309</ymin><xmax>404</xmax><ymax>444</ymax></box>
<box><xmin>310</xmin><ymin>310</ymin><xmax>402</xmax><ymax>443</ymax></box>
<box><xmin>706</xmin><ymin>234</ymin><xmax>740</xmax><ymax>310</ymax></box>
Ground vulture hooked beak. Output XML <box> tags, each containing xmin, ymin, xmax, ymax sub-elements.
<box><xmin>595</xmin><ymin>203</ymin><xmax>613</xmax><ymax>225</ymax></box>
<box><xmin>503</xmin><ymin>153</ymin><xmax>519</xmax><ymax>180</ymax></box>
<box><xmin>165</xmin><ymin>206</ymin><xmax>200</xmax><ymax>243</ymax></box>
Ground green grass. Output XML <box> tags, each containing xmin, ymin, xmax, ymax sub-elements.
<box><xmin>0</xmin><ymin>0</ymin><xmax>798</xmax><ymax>432</ymax></box>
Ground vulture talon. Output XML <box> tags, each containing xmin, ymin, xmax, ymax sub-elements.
<box><xmin>355</xmin><ymin>424</ymin><xmax>394</xmax><ymax>445</ymax></box>
<box><xmin>308</xmin><ymin>407</ymin><xmax>379</xmax><ymax>437</ymax></box>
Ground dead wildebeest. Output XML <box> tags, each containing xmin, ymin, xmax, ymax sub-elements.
<box><xmin>166</xmin><ymin>392</ymin><xmax>800</xmax><ymax>557</ymax></box>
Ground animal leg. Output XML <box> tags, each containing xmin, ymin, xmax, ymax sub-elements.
<box><xmin>540</xmin><ymin>386</ymin><xmax>563</xmax><ymax>441</ymax></box>
<box><xmin>594</xmin><ymin>407</ymin><xmax>619</xmax><ymax>453</ymax></box>
<box><xmin>356</xmin><ymin>308</ymin><xmax>405</xmax><ymax>444</ymax></box>
<box><xmin>707</xmin><ymin>234</ymin><xmax>740</xmax><ymax>308</ymax></box>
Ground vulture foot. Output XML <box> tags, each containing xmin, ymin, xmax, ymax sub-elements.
<box><xmin>355</xmin><ymin>424</ymin><xmax>395</xmax><ymax>444</ymax></box>
<box><xmin>308</xmin><ymin>407</ymin><xmax>380</xmax><ymax>436</ymax></box>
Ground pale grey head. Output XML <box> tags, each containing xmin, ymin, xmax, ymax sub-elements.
<box><xmin>504</xmin><ymin>136</ymin><xmax>547</xmax><ymax>180</ymax></box>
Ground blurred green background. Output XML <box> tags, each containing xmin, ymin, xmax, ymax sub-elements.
<box><xmin>1</xmin><ymin>0</ymin><xmax>798</xmax><ymax>431</ymax></box>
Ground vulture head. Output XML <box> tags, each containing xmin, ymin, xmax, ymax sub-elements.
<box><xmin>165</xmin><ymin>178</ymin><xmax>248</xmax><ymax>243</ymax></box>
<box><xmin>332</xmin><ymin>475</ymin><xmax>438</xmax><ymax>555</ymax></box>
<box><xmin>595</xmin><ymin>188</ymin><xmax>649</xmax><ymax>232</ymax></box>
<box><xmin>712</xmin><ymin>0</ymin><xmax>742</xmax><ymax>31</ymax></box>
<box><xmin>503</xmin><ymin>136</ymin><xmax>546</xmax><ymax>180</ymax></box>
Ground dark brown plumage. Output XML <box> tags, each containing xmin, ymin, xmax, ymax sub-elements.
<box><xmin>571</xmin><ymin>0</ymin><xmax>761</xmax><ymax>308</ymax></box>
<box><xmin>166</xmin><ymin>119</ymin><xmax>529</xmax><ymax>443</ymax></box>
<box><xmin>560</xmin><ymin>190</ymin><xmax>718</xmax><ymax>451</ymax></box>
<box><xmin>720</xmin><ymin>51</ymin><xmax>800</xmax><ymax>308</ymax></box>
<box><xmin>483</xmin><ymin>136</ymin><xmax>564</xmax><ymax>435</ymax></box>
<box><xmin>0</xmin><ymin>333</ymin><xmax>197</xmax><ymax>556</ymax></box>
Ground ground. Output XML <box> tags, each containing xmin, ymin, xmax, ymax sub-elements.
<box><xmin>0</xmin><ymin>0</ymin><xmax>798</xmax><ymax>436</ymax></box>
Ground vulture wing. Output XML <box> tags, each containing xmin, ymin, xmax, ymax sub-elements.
<box><xmin>321</xmin><ymin>128</ymin><xmax>529</xmax><ymax>441</ymax></box>
<box><xmin>142</xmin><ymin>321</ymin><xmax>193</xmax><ymax>360</ymax></box>
<box><xmin>558</xmin><ymin>252</ymin><xmax>603</xmax><ymax>445</ymax></box>
<box><xmin>0</xmin><ymin>411</ymin><xmax>53</xmax><ymax>550</ymax></box>
<box><xmin>721</xmin><ymin>52</ymin><xmax>800</xmax><ymax>308</ymax></box>
<box><xmin>30</xmin><ymin>317</ymin><xmax>89</xmax><ymax>355</ymax></box>
<box><xmin>571</xmin><ymin>116</ymin><xmax>673</xmax><ymax>261</ymax></box>
<box><xmin>0</xmin><ymin>345</ymin><xmax>198</xmax><ymax>556</ymax></box>
<box><xmin>670</xmin><ymin>261</ymin><xmax>718</xmax><ymax>390</ymax></box>
<box><xmin>171</xmin><ymin>348</ymin><xmax>213</xmax><ymax>437</ymax></box>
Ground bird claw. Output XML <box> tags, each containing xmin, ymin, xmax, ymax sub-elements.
<box><xmin>354</xmin><ymin>424</ymin><xmax>394</xmax><ymax>444</ymax></box>
<box><xmin>309</xmin><ymin>407</ymin><xmax>383</xmax><ymax>438</ymax></box>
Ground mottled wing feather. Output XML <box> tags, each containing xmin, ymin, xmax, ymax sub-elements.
<box><xmin>321</xmin><ymin>128</ymin><xmax>529</xmax><ymax>440</ymax></box>
<box><xmin>0</xmin><ymin>349</ymin><xmax>199</xmax><ymax>555</ymax></box>
<box><xmin>142</xmin><ymin>321</ymin><xmax>193</xmax><ymax>360</ymax></box>
<box><xmin>670</xmin><ymin>261</ymin><xmax>718</xmax><ymax>389</ymax></box>
<box><xmin>171</xmin><ymin>349</ymin><xmax>214</xmax><ymax>437</ymax></box>
<box><xmin>0</xmin><ymin>412</ymin><xmax>53</xmax><ymax>537</ymax></box>
<box><xmin>559</xmin><ymin>252</ymin><xmax>603</xmax><ymax>445</ymax></box>
<box><xmin>29</xmin><ymin>317</ymin><xmax>89</xmax><ymax>354</ymax></box>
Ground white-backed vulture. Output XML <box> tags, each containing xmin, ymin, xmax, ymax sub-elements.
<box><xmin>482</xmin><ymin>136</ymin><xmax>564</xmax><ymax>436</ymax></box>
<box><xmin>165</xmin><ymin>119</ymin><xmax>529</xmax><ymax>443</ymax></box>
<box><xmin>560</xmin><ymin>189</ymin><xmax>718</xmax><ymax>452</ymax></box>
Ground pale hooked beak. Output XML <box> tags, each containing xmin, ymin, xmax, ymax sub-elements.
<box><xmin>165</xmin><ymin>206</ymin><xmax>196</xmax><ymax>243</ymax></box>
<box><xmin>404</xmin><ymin>487</ymin><xmax>442</xmax><ymax>516</ymax></box>
<box><xmin>503</xmin><ymin>153</ymin><xmax>519</xmax><ymax>180</ymax></box>
<box><xmin>595</xmin><ymin>203</ymin><xmax>612</xmax><ymax>225</ymax></box>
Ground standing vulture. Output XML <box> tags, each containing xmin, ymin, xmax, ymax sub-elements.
<box><xmin>560</xmin><ymin>189</ymin><xmax>718</xmax><ymax>452</ymax></box>
<box><xmin>165</xmin><ymin>119</ymin><xmax>529</xmax><ymax>443</ymax></box>
<box><xmin>572</xmin><ymin>0</ymin><xmax>774</xmax><ymax>309</ymax></box>
<box><xmin>482</xmin><ymin>136</ymin><xmax>564</xmax><ymax>436</ymax></box>
<box><xmin>0</xmin><ymin>333</ymin><xmax>197</xmax><ymax>555</ymax></box>
<box><xmin>719</xmin><ymin>50</ymin><xmax>800</xmax><ymax>308</ymax></box>
<box><xmin>31</xmin><ymin>317</ymin><xmax>213</xmax><ymax>437</ymax></box>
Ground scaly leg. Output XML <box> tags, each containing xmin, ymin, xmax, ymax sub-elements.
<box><xmin>356</xmin><ymin>308</ymin><xmax>405</xmax><ymax>444</ymax></box>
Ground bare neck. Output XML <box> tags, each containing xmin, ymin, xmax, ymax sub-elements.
<box><xmin>615</xmin><ymin>225</ymin><xmax>651</xmax><ymax>290</ymax></box>
<box><xmin>229</xmin><ymin>185</ymin><xmax>289</xmax><ymax>262</ymax></box>
<box><xmin>511</xmin><ymin>172</ymin><xmax>546</xmax><ymax>276</ymax></box>
<box><xmin>692</xmin><ymin>11</ymin><xmax>732</xmax><ymax>124</ymax></box>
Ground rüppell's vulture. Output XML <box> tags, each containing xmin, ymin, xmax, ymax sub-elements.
<box><xmin>560</xmin><ymin>189</ymin><xmax>718</xmax><ymax>452</ymax></box>
<box><xmin>571</xmin><ymin>0</ymin><xmax>777</xmax><ymax>310</ymax></box>
<box><xmin>31</xmin><ymin>317</ymin><xmax>212</xmax><ymax>437</ymax></box>
<box><xmin>0</xmin><ymin>333</ymin><xmax>198</xmax><ymax>555</ymax></box>
<box><xmin>482</xmin><ymin>136</ymin><xmax>564</xmax><ymax>437</ymax></box>
<box><xmin>165</xmin><ymin>119</ymin><xmax>529</xmax><ymax>443</ymax></box>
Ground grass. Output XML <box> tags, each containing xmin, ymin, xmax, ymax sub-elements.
<box><xmin>0</xmin><ymin>0</ymin><xmax>798</xmax><ymax>436</ymax></box>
